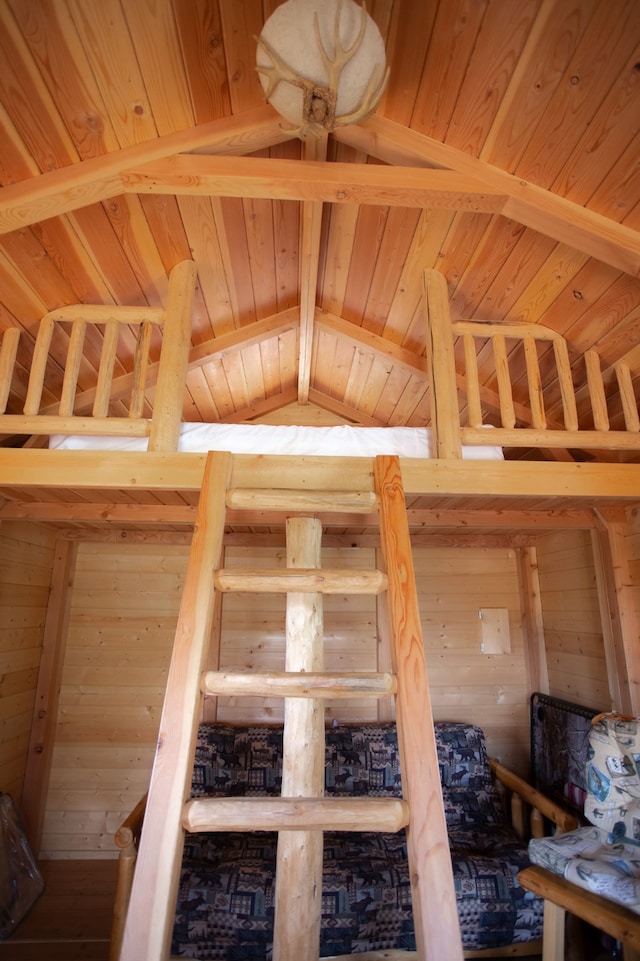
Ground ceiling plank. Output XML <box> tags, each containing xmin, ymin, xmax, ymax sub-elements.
<box><xmin>334</xmin><ymin>116</ymin><xmax>640</xmax><ymax>277</ymax></box>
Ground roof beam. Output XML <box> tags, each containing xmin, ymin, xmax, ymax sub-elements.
<box><xmin>334</xmin><ymin>116</ymin><xmax>640</xmax><ymax>278</ymax></box>
<box><xmin>0</xmin><ymin>105</ymin><xmax>288</xmax><ymax>233</ymax></box>
<box><xmin>121</xmin><ymin>156</ymin><xmax>504</xmax><ymax>210</ymax></box>
<box><xmin>2</xmin><ymin>107</ymin><xmax>638</xmax><ymax>279</ymax></box>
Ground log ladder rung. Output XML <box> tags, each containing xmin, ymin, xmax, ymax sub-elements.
<box><xmin>182</xmin><ymin>796</ymin><xmax>410</xmax><ymax>833</ymax></box>
<box><xmin>214</xmin><ymin>566</ymin><xmax>388</xmax><ymax>594</ymax></box>
<box><xmin>201</xmin><ymin>669</ymin><xmax>397</xmax><ymax>698</ymax></box>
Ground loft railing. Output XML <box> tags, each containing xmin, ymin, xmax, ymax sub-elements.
<box><xmin>424</xmin><ymin>269</ymin><xmax>640</xmax><ymax>458</ymax></box>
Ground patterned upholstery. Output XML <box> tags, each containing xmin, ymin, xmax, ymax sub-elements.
<box><xmin>172</xmin><ymin>722</ymin><xmax>542</xmax><ymax>957</ymax></box>
<box><xmin>528</xmin><ymin>714</ymin><xmax>640</xmax><ymax>914</ymax></box>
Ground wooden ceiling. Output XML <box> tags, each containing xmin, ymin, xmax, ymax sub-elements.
<box><xmin>1</xmin><ymin>0</ymin><xmax>639</xmax><ymax>446</ymax></box>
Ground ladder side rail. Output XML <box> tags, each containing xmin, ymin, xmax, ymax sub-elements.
<box><xmin>374</xmin><ymin>455</ymin><xmax>464</xmax><ymax>961</ymax></box>
<box><xmin>119</xmin><ymin>449</ymin><xmax>232</xmax><ymax>961</ymax></box>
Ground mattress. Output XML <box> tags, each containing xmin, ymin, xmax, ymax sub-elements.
<box><xmin>49</xmin><ymin>422</ymin><xmax>503</xmax><ymax>459</ymax></box>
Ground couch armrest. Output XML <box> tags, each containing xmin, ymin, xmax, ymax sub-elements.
<box><xmin>489</xmin><ymin>758</ymin><xmax>578</xmax><ymax>839</ymax></box>
<box><xmin>110</xmin><ymin>792</ymin><xmax>148</xmax><ymax>961</ymax></box>
<box><xmin>519</xmin><ymin>865</ymin><xmax>640</xmax><ymax>960</ymax></box>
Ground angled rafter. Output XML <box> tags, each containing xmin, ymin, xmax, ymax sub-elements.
<box><xmin>334</xmin><ymin>115</ymin><xmax>640</xmax><ymax>277</ymax></box>
<box><xmin>0</xmin><ymin>106</ymin><xmax>288</xmax><ymax>233</ymax></box>
<box><xmin>2</xmin><ymin>108</ymin><xmax>638</xmax><ymax>276</ymax></box>
<box><xmin>0</xmin><ymin>106</ymin><xmax>640</xmax><ymax>276</ymax></box>
<box><xmin>307</xmin><ymin>387</ymin><xmax>384</xmax><ymax>426</ymax></box>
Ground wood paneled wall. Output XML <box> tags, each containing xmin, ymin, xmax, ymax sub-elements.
<box><xmin>536</xmin><ymin>529</ymin><xmax>610</xmax><ymax>710</ymax></box>
<box><xmin>31</xmin><ymin>521</ymin><xmax>637</xmax><ymax>858</ymax></box>
<box><xmin>41</xmin><ymin>542</ymin><xmax>186</xmax><ymax>859</ymax></box>
<box><xmin>416</xmin><ymin>546</ymin><xmax>531</xmax><ymax>774</ymax></box>
<box><xmin>39</xmin><ymin>537</ymin><xmax>538</xmax><ymax>857</ymax></box>
<box><xmin>0</xmin><ymin>521</ymin><xmax>56</xmax><ymax>804</ymax></box>
<box><xmin>217</xmin><ymin>545</ymin><xmax>379</xmax><ymax>725</ymax></box>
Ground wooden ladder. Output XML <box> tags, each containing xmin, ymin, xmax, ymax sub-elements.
<box><xmin>118</xmin><ymin>451</ymin><xmax>463</xmax><ymax>961</ymax></box>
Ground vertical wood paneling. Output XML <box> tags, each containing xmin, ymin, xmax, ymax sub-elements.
<box><xmin>0</xmin><ymin>520</ymin><xmax>56</xmax><ymax>804</ymax></box>
<box><xmin>41</xmin><ymin>542</ymin><xmax>188</xmax><ymax>859</ymax></box>
<box><xmin>414</xmin><ymin>545</ymin><xmax>531</xmax><ymax>774</ymax></box>
<box><xmin>33</xmin><ymin>535</ymin><xmax>580</xmax><ymax>858</ymax></box>
<box><xmin>536</xmin><ymin>529</ymin><xmax>610</xmax><ymax>710</ymax></box>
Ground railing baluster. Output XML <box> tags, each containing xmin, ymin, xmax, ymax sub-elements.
<box><xmin>585</xmin><ymin>350</ymin><xmax>609</xmax><ymax>431</ymax></box>
<box><xmin>493</xmin><ymin>334</ymin><xmax>516</xmax><ymax>429</ymax></box>
<box><xmin>552</xmin><ymin>338</ymin><xmax>578</xmax><ymax>431</ymax></box>
<box><xmin>93</xmin><ymin>321</ymin><xmax>120</xmax><ymax>418</ymax></box>
<box><xmin>463</xmin><ymin>332</ymin><xmax>483</xmax><ymax>427</ymax></box>
<box><xmin>523</xmin><ymin>335</ymin><xmax>545</xmax><ymax>429</ymax></box>
<box><xmin>0</xmin><ymin>328</ymin><xmax>20</xmax><ymax>414</ymax></box>
<box><xmin>130</xmin><ymin>321</ymin><xmax>153</xmax><ymax>419</ymax></box>
<box><xmin>59</xmin><ymin>320</ymin><xmax>86</xmax><ymax>417</ymax></box>
<box><xmin>24</xmin><ymin>316</ymin><xmax>55</xmax><ymax>416</ymax></box>
<box><xmin>615</xmin><ymin>363</ymin><xmax>640</xmax><ymax>432</ymax></box>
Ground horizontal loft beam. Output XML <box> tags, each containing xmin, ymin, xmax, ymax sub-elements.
<box><xmin>0</xmin><ymin>499</ymin><xmax>596</xmax><ymax>530</ymax></box>
<box><xmin>1</xmin><ymin>450</ymin><xmax>640</xmax><ymax>501</ymax></box>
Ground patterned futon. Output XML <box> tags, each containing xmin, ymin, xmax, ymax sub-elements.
<box><xmin>171</xmin><ymin>721</ymin><xmax>542</xmax><ymax>958</ymax></box>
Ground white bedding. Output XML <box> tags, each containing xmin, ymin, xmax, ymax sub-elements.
<box><xmin>49</xmin><ymin>423</ymin><xmax>503</xmax><ymax>459</ymax></box>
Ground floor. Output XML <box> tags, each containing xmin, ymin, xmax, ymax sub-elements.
<box><xmin>0</xmin><ymin>859</ymin><xmax>624</xmax><ymax>961</ymax></box>
<box><xmin>0</xmin><ymin>859</ymin><xmax>117</xmax><ymax>961</ymax></box>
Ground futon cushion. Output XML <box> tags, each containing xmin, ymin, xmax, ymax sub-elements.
<box><xmin>171</xmin><ymin>721</ymin><xmax>543</xmax><ymax>957</ymax></box>
<box><xmin>434</xmin><ymin>721</ymin><xmax>506</xmax><ymax>827</ymax></box>
<box><xmin>529</xmin><ymin>825</ymin><xmax>640</xmax><ymax>912</ymax></box>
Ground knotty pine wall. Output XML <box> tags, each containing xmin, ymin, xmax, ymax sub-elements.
<box><xmin>0</xmin><ymin>521</ymin><xmax>57</xmax><ymax>803</ymax></box>
<box><xmin>41</xmin><ymin>542</ymin><xmax>186</xmax><ymax>859</ymax></box>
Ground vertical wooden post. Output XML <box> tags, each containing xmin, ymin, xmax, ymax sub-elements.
<box><xmin>423</xmin><ymin>269</ymin><xmax>462</xmax><ymax>459</ymax></box>
<box><xmin>375</xmin><ymin>455</ymin><xmax>464</xmax><ymax>961</ymax></box>
<box><xmin>21</xmin><ymin>536</ymin><xmax>77</xmax><ymax>854</ymax></box>
<box><xmin>593</xmin><ymin>509</ymin><xmax>639</xmax><ymax>713</ymax></box>
<box><xmin>273</xmin><ymin>516</ymin><xmax>324</xmax><ymax>961</ymax></box>
<box><xmin>148</xmin><ymin>260</ymin><xmax>197</xmax><ymax>452</ymax></box>
<box><xmin>516</xmin><ymin>546</ymin><xmax>549</xmax><ymax>696</ymax></box>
